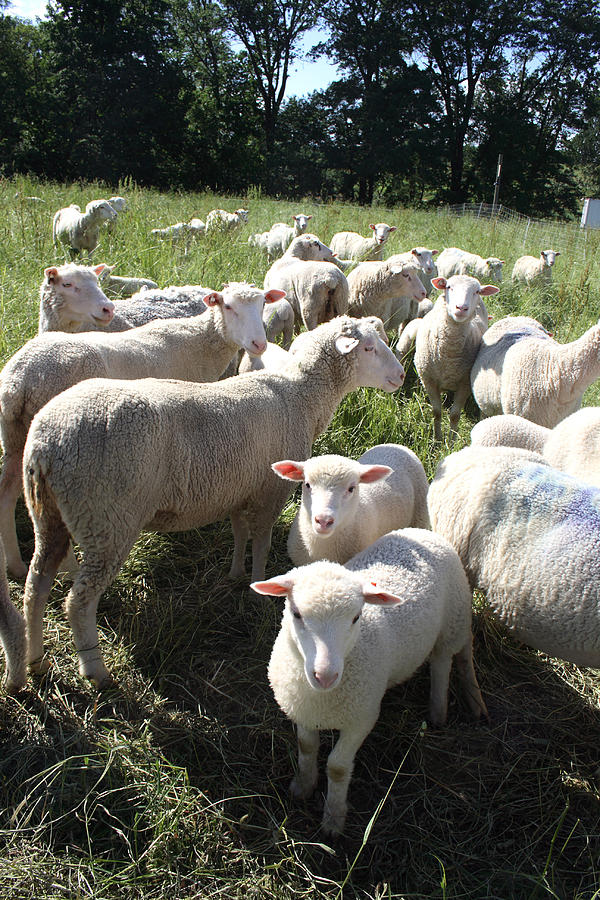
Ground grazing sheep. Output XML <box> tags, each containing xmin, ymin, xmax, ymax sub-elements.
<box><xmin>39</xmin><ymin>264</ymin><xmax>116</xmax><ymax>333</ymax></box>
<box><xmin>252</xmin><ymin>215</ymin><xmax>313</xmax><ymax>260</ymax></box>
<box><xmin>470</xmin><ymin>315</ymin><xmax>600</xmax><ymax>427</ymax></box>
<box><xmin>428</xmin><ymin>444</ymin><xmax>600</xmax><ymax>668</ymax></box>
<box><xmin>1</xmin><ymin>283</ymin><xmax>282</xmax><ymax>577</ymax></box>
<box><xmin>415</xmin><ymin>275</ymin><xmax>499</xmax><ymax>442</ymax></box>
<box><xmin>272</xmin><ymin>444</ymin><xmax>430</xmax><ymax>566</ymax></box>
<box><xmin>512</xmin><ymin>250</ymin><xmax>560</xmax><ymax>285</ymax></box>
<box><xmin>436</xmin><ymin>247</ymin><xmax>504</xmax><ymax>283</ymax></box>
<box><xmin>329</xmin><ymin>224</ymin><xmax>397</xmax><ymax>261</ymax></box>
<box><xmin>263</xmin><ymin>297</ymin><xmax>295</xmax><ymax>349</ymax></box>
<box><xmin>253</xmin><ymin>528</ymin><xmax>487</xmax><ymax>835</ymax></box>
<box><xmin>0</xmin><ymin>536</ymin><xmax>26</xmax><ymax>693</ymax></box>
<box><xmin>107</xmin><ymin>196</ymin><xmax>127</xmax><ymax>213</ymax></box>
<box><xmin>188</xmin><ymin>218</ymin><xmax>206</xmax><ymax>235</ymax></box>
<box><xmin>470</xmin><ymin>415</ymin><xmax>550</xmax><ymax>453</ymax></box>
<box><xmin>52</xmin><ymin>200</ymin><xmax>117</xmax><ymax>260</ymax></box>
<box><xmin>21</xmin><ymin>316</ymin><xmax>405</xmax><ymax>689</ymax></box>
<box><xmin>150</xmin><ymin>222</ymin><xmax>192</xmax><ymax>244</ymax></box>
<box><xmin>98</xmin><ymin>266</ymin><xmax>158</xmax><ymax>298</ymax></box>
<box><xmin>346</xmin><ymin>260</ymin><xmax>426</xmax><ymax>328</ymax></box>
<box><xmin>205</xmin><ymin>208</ymin><xmax>249</xmax><ymax>233</ymax></box>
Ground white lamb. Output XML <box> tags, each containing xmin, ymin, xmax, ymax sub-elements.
<box><xmin>414</xmin><ymin>275</ymin><xmax>499</xmax><ymax>442</ymax></box>
<box><xmin>98</xmin><ymin>265</ymin><xmax>158</xmax><ymax>297</ymax></box>
<box><xmin>253</xmin><ymin>529</ymin><xmax>487</xmax><ymax>834</ymax></box>
<box><xmin>428</xmin><ymin>444</ymin><xmax>600</xmax><ymax>668</ymax></box>
<box><xmin>1</xmin><ymin>283</ymin><xmax>284</xmax><ymax>577</ymax></box>
<box><xmin>470</xmin><ymin>415</ymin><xmax>550</xmax><ymax>453</ymax></box>
<box><xmin>436</xmin><ymin>247</ymin><xmax>504</xmax><ymax>283</ymax></box>
<box><xmin>262</xmin><ymin>297</ymin><xmax>295</xmax><ymax>348</ymax></box>
<box><xmin>107</xmin><ymin>196</ymin><xmax>127</xmax><ymax>213</ymax></box>
<box><xmin>512</xmin><ymin>250</ymin><xmax>560</xmax><ymax>285</ymax></box>
<box><xmin>150</xmin><ymin>222</ymin><xmax>191</xmax><ymax>243</ymax></box>
<box><xmin>272</xmin><ymin>444</ymin><xmax>430</xmax><ymax>566</ymax></box>
<box><xmin>205</xmin><ymin>208</ymin><xmax>249</xmax><ymax>233</ymax></box>
<box><xmin>52</xmin><ymin>200</ymin><xmax>117</xmax><ymax>260</ymax></box>
<box><xmin>252</xmin><ymin>214</ymin><xmax>313</xmax><ymax>260</ymax></box>
<box><xmin>329</xmin><ymin>223</ymin><xmax>397</xmax><ymax>261</ymax></box>
<box><xmin>21</xmin><ymin>316</ymin><xmax>405</xmax><ymax>689</ymax></box>
<box><xmin>388</xmin><ymin>247</ymin><xmax>438</xmax><ymax>295</ymax></box>
<box><xmin>346</xmin><ymin>260</ymin><xmax>427</xmax><ymax>328</ymax></box>
<box><xmin>38</xmin><ymin>264</ymin><xmax>116</xmax><ymax>333</ymax></box>
<box><xmin>470</xmin><ymin>315</ymin><xmax>600</xmax><ymax>427</ymax></box>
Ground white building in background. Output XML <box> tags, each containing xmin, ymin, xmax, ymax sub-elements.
<box><xmin>581</xmin><ymin>198</ymin><xmax>600</xmax><ymax>228</ymax></box>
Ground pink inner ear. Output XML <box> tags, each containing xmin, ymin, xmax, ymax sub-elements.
<box><xmin>271</xmin><ymin>460</ymin><xmax>305</xmax><ymax>481</ymax></box>
<box><xmin>479</xmin><ymin>285</ymin><xmax>500</xmax><ymax>296</ymax></box>
<box><xmin>362</xmin><ymin>586</ymin><xmax>402</xmax><ymax>605</ymax></box>
<box><xmin>431</xmin><ymin>276</ymin><xmax>447</xmax><ymax>290</ymax></box>
<box><xmin>251</xmin><ymin>580</ymin><xmax>290</xmax><ymax>596</ymax></box>
<box><xmin>265</xmin><ymin>288</ymin><xmax>286</xmax><ymax>304</ymax></box>
<box><xmin>359</xmin><ymin>465</ymin><xmax>392</xmax><ymax>484</ymax></box>
<box><xmin>203</xmin><ymin>292</ymin><xmax>221</xmax><ymax>307</ymax></box>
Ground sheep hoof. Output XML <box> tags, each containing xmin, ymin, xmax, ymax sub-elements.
<box><xmin>91</xmin><ymin>673</ymin><xmax>117</xmax><ymax>691</ymax></box>
<box><xmin>28</xmin><ymin>656</ymin><xmax>51</xmax><ymax>675</ymax></box>
<box><xmin>290</xmin><ymin>776</ymin><xmax>316</xmax><ymax>800</ymax></box>
<box><xmin>321</xmin><ymin>809</ymin><xmax>345</xmax><ymax>837</ymax></box>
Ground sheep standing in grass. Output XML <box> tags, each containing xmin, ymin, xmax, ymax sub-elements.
<box><xmin>253</xmin><ymin>529</ymin><xmax>487</xmax><ymax>835</ymax></box>
<box><xmin>205</xmin><ymin>208</ymin><xmax>249</xmax><ymax>233</ymax></box>
<box><xmin>252</xmin><ymin>215</ymin><xmax>313</xmax><ymax>259</ymax></box>
<box><xmin>346</xmin><ymin>260</ymin><xmax>426</xmax><ymax>328</ymax></box>
<box><xmin>1</xmin><ymin>282</ymin><xmax>283</xmax><ymax>577</ymax></box>
<box><xmin>98</xmin><ymin>266</ymin><xmax>158</xmax><ymax>297</ymax></box>
<box><xmin>21</xmin><ymin>316</ymin><xmax>404</xmax><ymax>689</ymax></box>
<box><xmin>52</xmin><ymin>200</ymin><xmax>117</xmax><ymax>260</ymax></box>
<box><xmin>471</xmin><ymin>314</ymin><xmax>600</xmax><ymax>427</ymax></box>
<box><xmin>428</xmin><ymin>444</ymin><xmax>600</xmax><ymax>668</ymax></box>
<box><xmin>388</xmin><ymin>247</ymin><xmax>438</xmax><ymax>295</ymax></box>
<box><xmin>39</xmin><ymin>264</ymin><xmax>116</xmax><ymax>333</ymax></box>
<box><xmin>272</xmin><ymin>444</ymin><xmax>430</xmax><ymax>566</ymax></box>
<box><xmin>263</xmin><ymin>297</ymin><xmax>295</xmax><ymax>348</ymax></box>
<box><xmin>330</xmin><ymin>223</ymin><xmax>397</xmax><ymax>261</ymax></box>
<box><xmin>415</xmin><ymin>275</ymin><xmax>499</xmax><ymax>442</ymax></box>
<box><xmin>436</xmin><ymin>247</ymin><xmax>504</xmax><ymax>283</ymax></box>
<box><xmin>512</xmin><ymin>250</ymin><xmax>560</xmax><ymax>285</ymax></box>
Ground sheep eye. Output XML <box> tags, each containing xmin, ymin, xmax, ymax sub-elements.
<box><xmin>63</xmin><ymin>282</ymin><xmax>72</xmax><ymax>287</ymax></box>
<box><xmin>348</xmin><ymin>485</ymin><xmax>355</xmax><ymax>493</ymax></box>
<box><xmin>293</xmin><ymin>610</ymin><xmax>302</xmax><ymax>620</ymax></box>
<box><xmin>352</xmin><ymin>613</ymin><xmax>360</xmax><ymax>624</ymax></box>
<box><xmin>402</xmin><ymin>273</ymin><xmax>409</xmax><ymax>278</ymax></box>
<box><xmin>364</xmin><ymin>345</ymin><xmax>374</xmax><ymax>352</ymax></box>
<box><xmin>305</xmin><ymin>481</ymin><xmax>311</xmax><ymax>490</ymax></box>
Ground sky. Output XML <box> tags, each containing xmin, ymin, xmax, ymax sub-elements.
<box><xmin>7</xmin><ymin>0</ymin><xmax>339</xmax><ymax>98</ymax></box>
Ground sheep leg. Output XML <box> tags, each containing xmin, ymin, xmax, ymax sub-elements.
<box><xmin>229</xmin><ymin>510</ymin><xmax>249</xmax><ymax>578</ymax></box>
<box><xmin>0</xmin><ymin>453</ymin><xmax>27</xmax><ymax>577</ymax></box>
<box><xmin>322</xmin><ymin>719</ymin><xmax>374</xmax><ymax>835</ymax></box>
<box><xmin>448</xmin><ymin>383</ymin><xmax>472</xmax><ymax>445</ymax></box>
<box><xmin>250</xmin><ymin>526</ymin><xmax>273</xmax><ymax>582</ymax></box>
<box><xmin>290</xmin><ymin>724</ymin><xmax>319</xmax><ymax>799</ymax></box>
<box><xmin>421</xmin><ymin>378</ymin><xmax>443</xmax><ymax>441</ymax></box>
<box><xmin>427</xmin><ymin>647</ymin><xmax>453</xmax><ymax>726</ymax></box>
<box><xmin>24</xmin><ymin>519</ymin><xmax>71</xmax><ymax>675</ymax></box>
<box><xmin>455</xmin><ymin>638</ymin><xmax>488</xmax><ymax>720</ymax></box>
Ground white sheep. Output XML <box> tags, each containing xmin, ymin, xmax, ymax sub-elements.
<box><xmin>512</xmin><ymin>250</ymin><xmax>560</xmax><ymax>285</ymax></box>
<box><xmin>253</xmin><ymin>528</ymin><xmax>487</xmax><ymax>834</ymax></box>
<box><xmin>150</xmin><ymin>222</ymin><xmax>192</xmax><ymax>243</ymax></box>
<box><xmin>205</xmin><ymin>208</ymin><xmax>249</xmax><ymax>233</ymax></box>
<box><xmin>1</xmin><ymin>283</ymin><xmax>283</xmax><ymax>577</ymax></box>
<box><xmin>428</xmin><ymin>444</ymin><xmax>600</xmax><ymax>668</ymax></box>
<box><xmin>21</xmin><ymin>316</ymin><xmax>405</xmax><ymax>688</ymax></box>
<box><xmin>470</xmin><ymin>414</ymin><xmax>550</xmax><ymax>453</ymax></box>
<box><xmin>272</xmin><ymin>444</ymin><xmax>430</xmax><ymax>566</ymax></box>
<box><xmin>436</xmin><ymin>247</ymin><xmax>504</xmax><ymax>283</ymax></box>
<box><xmin>415</xmin><ymin>275</ymin><xmax>499</xmax><ymax>442</ymax></box>
<box><xmin>396</xmin><ymin>294</ymin><xmax>490</xmax><ymax>360</ymax></box>
<box><xmin>346</xmin><ymin>260</ymin><xmax>427</xmax><ymax>328</ymax></box>
<box><xmin>251</xmin><ymin>215</ymin><xmax>314</xmax><ymax>259</ymax></box>
<box><xmin>388</xmin><ymin>247</ymin><xmax>438</xmax><ymax>295</ymax></box>
<box><xmin>98</xmin><ymin>265</ymin><xmax>158</xmax><ymax>298</ymax></box>
<box><xmin>52</xmin><ymin>200</ymin><xmax>117</xmax><ymax>260</ymax></box>
<box><xmin>38</xmin><ymin>264</ymin><xmax>116</xmax><ymax>333</ymax></box>
<box><xmin>470</xmin><ymin>314</ymin><xmax>600</xmax><ymax>427</ymax></box>
<box><xmin>107</xmin><ymin>196</ymin><xmax>127</xmax><ymax>213</ymax></box>
<box><xmin>237</xmin><ymin>341</ymin><xmax>290</xmax><ymax>374</ymax></box>
<box><xmin>329</xmin><ymin>223</ymin><xmax>397</xmax><ymax>261</ymax></box>
<box><xmin>262</xmin><ymin>297</ymin><xmax>295</xmax><ymax>349</ymax></box>
<box><xmin>0</xmin><ymin>535</ymin><xmax>26</xmax><ymax>693</ymax></box>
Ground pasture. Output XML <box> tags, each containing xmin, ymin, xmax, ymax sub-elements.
<box><xmin>0</xmin><ymin>174</ymin><xmax>599</xmax><ymax>899</ymax></box>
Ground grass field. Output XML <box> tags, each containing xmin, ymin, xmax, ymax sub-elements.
<box><xmin>0</xmin><ymin>174</ymin><xmax>599</xmax><ymax>899</ymax></box>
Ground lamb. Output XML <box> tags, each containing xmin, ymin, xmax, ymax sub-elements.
<box><xmin>346</xmin><ymin>260</ymin><xmax>426</xmax><ymax>328</ymax></box>
<box><xmin>263</xmin><ymin>296</ymin><xmax>295</xmax><ymax>348</ymax></box>
<box><xmin>52</xmin><ymin>200</ymin><xmax>117</xmax><ymax>260</ymax></box>
<box><xmin>470</xmin><ymin>415</ymin><xmax>550</xmax><ymax>453</ymax></box>
<box><xmin>98</xmin><ymin>265</ymin><xmax>158</xmax><ymax>298</ymax></box>
<box><xmin>470</xmin><ymin>314</ymin><xmax>600</xmax><ymax>427</ymax></box>
<box><xmin>252</xmin><ymin>528</ymin><xmax>487</xmax><ymax>834</ymax></box>
<box><xmin>21</xmin><ymin>316</ymin><xmax>405</xmax><ymax>689</ymax></box>
<box><xmin>428</xmin><ymin>443</ymin><xmax>600</xmax><ymax>668</ymax></box>
<box><xmin>329</xmin><ymin>223</ymin><xmax>396</xmax><ymax>261</ymax></box>
<box><xmin>238</xmin><ymin>341</ymin><xmax>290</xmax><ymax>374</ymax></box>
<box><xmin>396</xmin><ymin>294</ymin><xmax>489</xmax><ymax>359</ymax></box>
<box><xmin>205</xmin><ymin>208</ymin><xmax>249</xmax><ymax>233</ymax></box>
<box><xmin>388</xmin><ymin>247</ymin><xmax>438</xmax><ymax>294</ymax></box>
<box><xmin>107</xmin><ymin>196</ymin><xmax>127</xmax><ymax>213</ymax></box>
<box><xmin>1</xmin><ymin>282</ymin><xmax>283</xmax><ymax>577</ymax></box>
<box><xmin>414</xmin><ymin>275</ymin><xmax>499</xmax><ymax>442</ymax></box>
<box><xmin>150</xmin><ymin>222</ymin><xmax>192</xmax><ymax>243</ymax></box>
<box><xmin>512</xmin><ymin>250</ymin><xmax>560</xmax><ymax>285</ymax></box>
<box><xmin>251</xmin><ymin>215</ymin><xmax>314</xmax><ymax>259</ymax></box>
<box><xmin>39</xmin><ymin>264</ymin><xmax>116</xmax><ymax>333</ymax></box>
<box><xmin>272</xmin><ymin>444</ymin><xmax>430</xmax><ymax>566</ymax></box>
<box><xmin>436</xmin><ymin>247</ymin><xmax>504</xmax><ymax>283</ymax></box>
<box><xmin>265</xmin><ymin>234</ymin><xmax>337</xmax><ymax>272</ymax></box>
<box><xmin>0</xmin><ymin>536</ymin><xmax>26</xmax><ymax>693</ymax></box>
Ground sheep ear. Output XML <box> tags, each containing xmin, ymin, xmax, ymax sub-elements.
<box><xmin>389</xmin><ymin>226</ymin><xmax>397</xmax><ymax>233</ymax></box>
<box><xmin>202</xmin><ymin>291</ymin><xmax>223</xmax><ymax>307</ymax></box>
<box><xmin>555</xmin><ymin>251</ymin><xmax>561</xmax><ymax>256</ymax></box>
<box><xmin>362</xmin><ymin>582</ymin><xmax>403</xmax><ymax>606</ymax></box>
<box><xmin>478</xmin><ymin>285</ymin><xmax>500</xmax><ymax>296</ymax></box>
<box><xmin>431</xmin><ymin>276</ymin><xmax>447</xmax><ymax>290</ymax></box>
<box><xmin>44</xmin><ymin>266</ymin><xmax>59</xmax><ymax>283</ymax></box>
<box><xmin>358</xmin><ymin>464</ymin><xmax>392</xmax><ymax>484</ymax></box>
<box><xmin>369</xmin><ymin>224</ymin><xmax>376</xmax><ymax>231</ymax></box>
<box><xmin>335</xmin><ymin>335</ymin><xmax>359</xmax><ymax>354</ymax></box>
<box><xmin>251</xmin><ymin>576</ymin><xmax>294</xmax><ymax>596</ymax></box>
<box><xmin>432</xmin><ymin>249</ymin><xmax>438</xmax><ymax>255</ymax></box>
<box><xmin>272</xmin><ymin>460</ymin><xmax>305</xmax><ymax>481</ymax></box>
<box><xmin>264</xmin><ymin>288</ymin><xmax>286</xmax><ymax>304</ymax></box>
<box><xmin>307</xmin><ymin>215</ymin><xmax>313</xmax><ymax>220</ymax></box>
<box><xmin>94</xmin><ymin>264</ymin><xmax>110</xmax><ymax>276</ymax></box>
<box><xmin>389</xmin><ymin>265</ymin><xmax>404</xmax><ymax>275</ymax></box>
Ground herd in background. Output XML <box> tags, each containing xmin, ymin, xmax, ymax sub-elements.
<box><xmin>0</xmin><ymin>193</ymin><xmax>597</xmax><ymax>836</ymax></box>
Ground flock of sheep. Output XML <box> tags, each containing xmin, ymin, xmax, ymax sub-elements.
<box><xmin>0</xmin><ymin>193</ymin><xmax>597</xmax><ymax>836</ymax></box>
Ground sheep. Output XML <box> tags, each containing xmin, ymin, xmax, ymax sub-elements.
<box><xmin>428</xmin><ymin>443</ymin><xmax>600</xmax><ymax>668</ymax></box>
<box><xmin>265</xmin><ymin>215</ymin><xmax>313</xmax><ymax>259</ymax></box>
<box><xmin>470</xmin><ymin>314</ymin><xmax>600</xmax><ymax>427</ymax></box>
<box><xmin>52</xmin><ymin>200</ymin><xmax>117</xmax><ymax>260</ymax></box>
<box><xmin>107</xmin><ymin>196</ymin><xmax>127</xmax><ymax>213</ymax></box>
<box><xmin>188</xmin><ymin>218</ymin><xmax>206</xmax><ymax>235</ymax></box>
<box><xmin>470</xmin><ymin>415</ymin><xmax>550</xmax><ymax>453</ymax></box>
<box><xmin>414</xmin><ymin>275</ymin><xmax>499</xmax><ymax>442</ymax></box>
<box><xmin>205</xmin><ymin>208</ymin><xmax>249</xmax><ymax>233</ymax></box>
<box><xmin>150</xmin><ymin>222</ymin><xmax>192</xmax><ymax>243</ymax></box>
<box><xmin>39</xmin><ymin>263</ymin><xmax>116</xmax><ymax>333</ymax></box>
<box><xmin>1</xmin><ymin>282</ymin><xmax>284</xmax><ymax>577</ymax></box>
<box><xmin>512</xmin><ymin>250</ymin><xmax>560</xmax><ymax>285</ymax></box>
<box><xmin>238</xmin><ymin>341</ymin><xmax>290</xmax><ymax>374</ymax></box>
<box><xmin>265</xmin><ymin>234</ymin><xmax>336</xmax><ymax>271</ymax></box>
<box><xmin>98</xmin><ymin>265</ymin><xmax>158</xmax><ymax>298</ymax></box>
<box><xmin>346</xmin><ymin>260</ymin><xmax>427</xmax><ymax>328</ymax></box>
<box><xmin>263</xmin><ymin>296</ymin><xmax>295</xmax><ymax>349</ymax></box>
<box><xmin>0</xmin><ymin>536</ymin><xmax>26</xmax><ymax>693</ymax></box>
<box><xmin>252</xmin><ymin>528</ymin><xmax>487</xmax><ymax>835</ymax></box>
<box><xmin>396</xmin><ymin>293</ymin><xmax>489</xmax><ymax>360</ymax></box>
<box><xmin>329</xmin><ymin>223</ymin><xmax>397</xmax><ymax>261</ymax></box>
<box><xmin>272</xmin><ymin>444</ymin><xmax>430</xmax><ymax>566</ymax></box>
<box><xmin>436</xmin><ymin>247</ymin><xmax>504</xmax><ymax>283</ymax></box>
<box><xmin>20</xmin><ymin>316</ymin><xmax>405</xmax><ymax>689</ymax></box>
<box><xmin>388</xmin><ymin>247</ymin><xmax>438</xmax><ymax>295</ymax></box>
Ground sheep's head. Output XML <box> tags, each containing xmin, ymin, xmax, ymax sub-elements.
<box><xmin>432</xmin><ymin>275</ymin><xmax>499</xmax><ymax>324</ymax></box>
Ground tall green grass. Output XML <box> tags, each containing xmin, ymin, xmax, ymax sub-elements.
<box><xmin>0</xmin><ymin>175</ymin><xmax>599</xmax><ymax>899</ymax></box>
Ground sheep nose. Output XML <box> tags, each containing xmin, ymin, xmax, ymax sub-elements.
<box><xmin>314</xmin><ymin>670</ymin><xmax>338</xmax><ymax>689</ymax></box>
<box><xmin>252</xmin><ymin>339</ymin><xmax>267</xmax><ymax>354</ymax></box>
<box><xmin>102</xmin><ymin>306</ymin><xmax>114</xmax><ymax>317</ymax></box>
<box><xmin>314</xmin><ymin>515</ymin><xmax>334</xmax><ymax>532</ymax></box>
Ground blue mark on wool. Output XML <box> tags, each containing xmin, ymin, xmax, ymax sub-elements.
<box><xmin>495</xmin><ymin>327</ymin><xmax>549</xmax><ymax>353</ymax></box>
<box><xmin>512</xmin><ymin>463</ymin><xmax>600</xmax><ymax>534</ymax></box>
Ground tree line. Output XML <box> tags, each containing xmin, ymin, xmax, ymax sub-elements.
<box><xmin>2</xmin><ymin>0</ymin><xmax>600</xmax><ymax>217</ymax></box>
